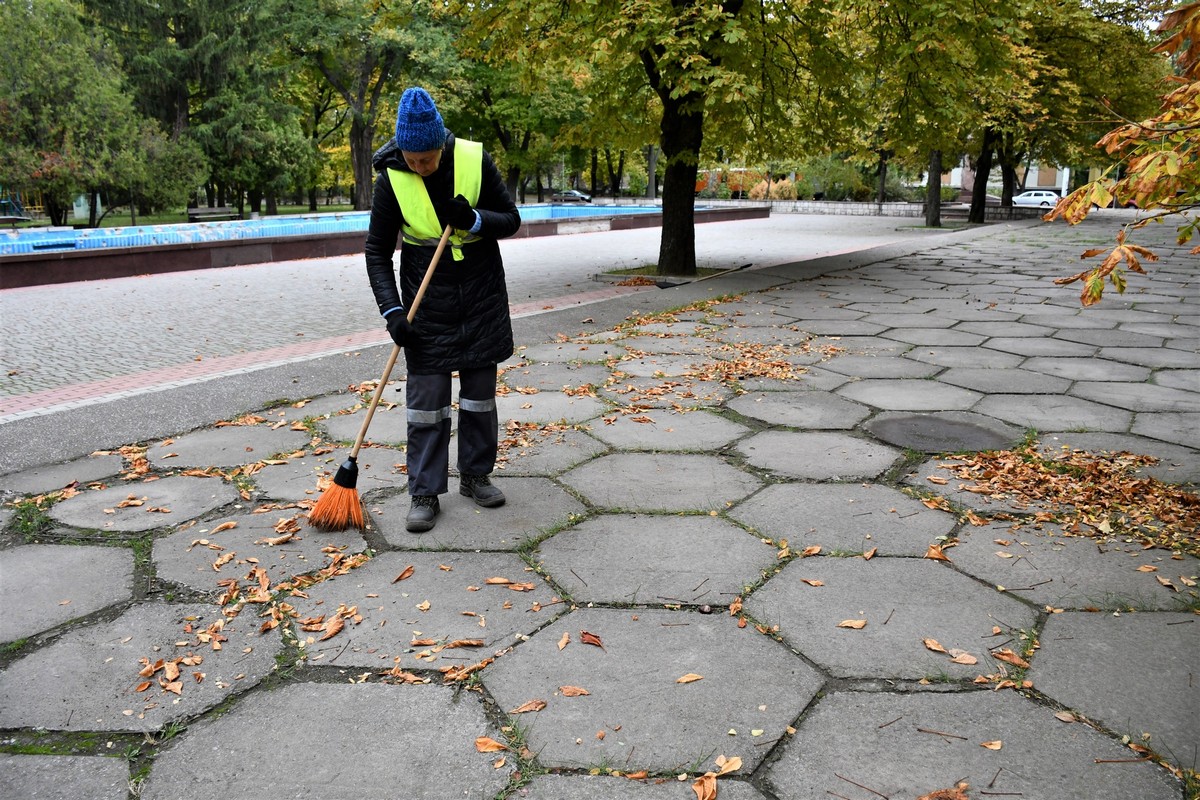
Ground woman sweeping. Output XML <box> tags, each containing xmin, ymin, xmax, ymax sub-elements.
<box><xmin>364</xmin><ymin>87</ymin><xmax>522</xmax><ymax>533</ymax></box>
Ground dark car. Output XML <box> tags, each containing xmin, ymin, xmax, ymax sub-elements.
<box><xmin>551</xmin><ymin>189</ymin><xmax>591</xmax><ymax>203</ymax></box>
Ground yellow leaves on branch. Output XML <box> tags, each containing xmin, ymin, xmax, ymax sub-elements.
<box><xmin>1045</xmin><ymin>2</ymin><xmax>1200</xmax><ymax>305</ymax></box>
<box><xmin>1052</xmin><ymin>228</ymin><xmax>1158</xmax><ymax>307</ymax></box>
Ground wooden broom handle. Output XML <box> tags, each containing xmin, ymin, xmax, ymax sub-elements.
<box><xmin>350</xmin><ymin>224</ymin><xmax>454</xmax><ymax>458</ymax></box>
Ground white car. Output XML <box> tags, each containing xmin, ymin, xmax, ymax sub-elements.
<box><xmin>1012</xmin><ymin>190</ymin><xmax>1060</xmax><ymax>207</ymax></box>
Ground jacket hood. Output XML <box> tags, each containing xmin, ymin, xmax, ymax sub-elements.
<box><xmin>372</xmin><ymin>129</ymin><xmax>454</xmax><ymax>172</ymax></box>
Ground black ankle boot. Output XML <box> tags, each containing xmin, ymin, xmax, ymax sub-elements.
<box><xmin>406</xmin><ymin>494</ymin><xmax>440</xmax><ymax>532</ymax></box>
<box><xmin>459</xmin><ymin>473</ymin><xmax>505</xmax><ymax>508</ymax></box>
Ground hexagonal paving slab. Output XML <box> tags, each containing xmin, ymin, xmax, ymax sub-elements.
<box><xmin>950</xmin><ymin>522</ymin><xmax>1198</xmax><ymax>611</ymax></box>
<box><xmin>972</xmin><ymin>394</ymin><xmax>1133</xmax><ymax>434</ymax></box>
<box><xmin>1131</xmin><ymin>411</ymin><xmax>1200</xmax><ymax>450</ymax></box>
<box><xmin>521</xmin><ymin>774</ymin><xmax>768</xmax><ymax>799</ymax></box>
<box><xmin>481</xmin><ymin>607</ymin><xmax>823</xmax><ymax>772</ymax></box>
<box><xmin>1029</xmin><ymin>611</ymin><xmax>1199</xmax><ymax>768</ymax></box>
<box><xmin>518</xmin><ymin>340</ymin><xmax>624</xmax><ymax>363</ymax></box>
<box><xmin>1072</xmin><ymin>381</ymin><xmax>1200</xmax><ymax>413</ymax></box>
<box><xmin>766</xmin><ymin>691</ymin><xmax>1181</xmax><ymax>800</ymax></box>
<box><xmin>560</xmin><ymin>453</ymin><xmax>760</xmax><ymax>512</ymax></box>
<box><xmin>598</xmin><ymin>375</ymin><xmax>735</xmax><ymax>409</ymax></box>
<box><xmin>145</xmin><ymin>424</ymin><xmax>311</xmax><ymax>468</ymax></box>
<box><xmin>48</xmin><ymin>476</ymin><xmax>239</xmax><ymax>533</ymax></box>
<box><xmin>737</xmin><ymin>431</ymin><xmax>901</xmax><ymax>481</ymax></box>
<box><xmin>820</xmin><ymin>355</ymin><xmax>943</xmax><ymax>379</ymax></box>
<box><xmin>905</xmin><ymin>346</ymin><xmax>1024</xmax><ymax>369</ymax></box>
<box><xmin>498</xmin><ymin>428</ymin><xmax>607</xmax><ymax>476</ymax></box>
<box><xmin>1036</xmin><ymin>431</ymin><xmax>1200</xmax><ymax>485</ymax></box>
<box><xmin>141</xmin><ymin>683</ymin><xmax>510</xmax><ymax>799</ymax></box>
<box><xmin>746</xmin><ymin>558</ymin><xmax>1037</xmax><ymax>679</ymax></box>
<box><xmin>0</xmin><ymin>453</ymin><xmax>124</xmax><ymax>496</ymax></box>
<box><xmin>939</xmin><ymin>367</ymin><xmax>1072</xmax><ymax>395</ymax></box>
<box><xmin>371</xmin><ymin>476</ymin><xmax>585</xmax><ymax>550</ymax></box>
<box><xmin>251</xmin><ymin>444</ymin><xmax>406</xmax><ymax>501</ymax></box>
<box><xmin>501</xmin><ymin>361</ymin><xmax>611</xmax><ymax>392</ymax></box>
<box><xmin>864</xmin><ymin>410</ymin><xmax>1023</xmax><ymax>453</ymax></box>
<box><xmin>536</xmin><ymin>514</ymin><xmax>776</xmax><ymax>605</ymax></box>
<box><xmin>319</xmin><ymin>403</ymin><xmax>411</xmax><ymax>445</ymax></box>
<box><xmin>0</xmin><ymin>603</ymin><xmax>280</xmax><ymax>732</ymax></box>
<box><xmin>0</xmin><ymin>543</ymin><xmax>134</xmax><ymax>642</ymax></box>
<box><xmin>286</xmin><ymin>550</ymin><xmax>560</xmax><ymax>670</ymax></box>
<box><xmin>615</xmin><ymin>354</ymin><xmax>709</xmax><ymax>379</ymax></box>
<box><xmin>587</xmin><ymin>408</ymin><xmax>748</xmax><ymax>451</ymax></box>
<box><xmin>497</xmin><ymin>390</ymin><xmax>606</xmax><ymax>425</ymax></box>
<box><xmin>154</xmin><ymin>508</ymin><xmax>368</xmax><ymax>595</ymax></box>
<box><xmin>0</xmin><ymin>754</ymin><xmax>129</xmax><ymax>800</ymax></box>
<box><xmin>728</xmin><ymin>390</ymin><xmax>870</xmax><ymax>429</ymax></box>
<box><xmin>836</xmin><ymin>379</ymin><xmax>981</xmax><ymax>411</ymax></box>
<box><xmin>729</xmin><ymin>483</ymin><xmax>955</xmax><ymax>556</ymax></box>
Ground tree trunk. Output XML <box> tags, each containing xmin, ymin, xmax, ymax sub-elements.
<box><xmin>1000</xmin><ymin>163</ymin><xmax>1017</xmax><ymax>207</ymax></box>
<box><xmin>88</xmin><ymin>192</ymin><xmax>99</xmax><ymax>227</ymax></box>
<box><xmin>968</xmin><ymin>128</ymin><xmax>998</xmax><ymax>224</ymax></box>
<box><xmin>266</xmin><ymin>194</ymin><xmax>278</xmax><ymax>215</ymax></box>
<box><xmin>646</xmin><ymin>145</ymin><xmax>658</xmax><ymax>200</ymax></box>
<box><xmin>925</xmin><ymin>149</ymin><xmax>942</xmax><ymax>228</ymax></box>
<box><xmin>308</xmin><ymin>186</ymin><xmax>318</xmax><ymax>212</ymax></box>
<box><xmin>590</xmin><ymin>148</ymin><xmax>599</xmax><ymax>196</ymax></box>
<box><xmin>876</xmin><ymin>153</ymin><xmax>888</xmax><ymax>208</ymax></box>
<box><xmin>655</xmin><ymin>89</ymin><xmax>702</xmax><ymax>277</ymax></box>
<box><xmin>350</xmin><ymin>114</ymin><xmax>375</xmax><ymax>211</ymax></box>
<box><xmin>605</xmin><ymin>148</ymin><xmax>625</xmax><ymax>196</ymax></box>
<box><xmin>505</xmin><ymin>165</ymin><xmax>520</xmax><ymax>201</ymax></box>
<box><xmin>46</xmin><ymin>197</ymin><xmax>69</xmax><ymax>227</ymax></box>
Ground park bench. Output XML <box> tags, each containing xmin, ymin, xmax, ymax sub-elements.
<box><xmin>187</xmin><ymin>207</ymin><xmax>240</xmax><ymax>222</ymax></box>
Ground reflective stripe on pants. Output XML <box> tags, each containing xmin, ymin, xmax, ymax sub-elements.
<box><xmin>405</xmin><ymin>365</ymin><xmax>498</xmax><ymax>496</ymax></box>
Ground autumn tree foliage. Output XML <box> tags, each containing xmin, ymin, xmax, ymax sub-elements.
<box><xmin>1048</xmin><ymin>3</ymin><xmax>1200</xmax><ymax>305</ymax></box>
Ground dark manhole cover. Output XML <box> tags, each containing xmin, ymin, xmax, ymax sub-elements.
<box><xmin>866</xmin><ymin>412</ymin><xmax>1020</xmax><ymax>453</ymax></box>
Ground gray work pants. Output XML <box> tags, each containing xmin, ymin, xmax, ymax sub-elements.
<box><xmin>404</xmin><ymin>366</ymin><xmax>498</xmax><ymax>496</ymax></box>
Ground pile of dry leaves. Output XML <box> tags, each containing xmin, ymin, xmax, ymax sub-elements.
<box><xmin>934</xmin><ymin>442</ymin><xmax>1200</xmax><ymax>557</ymax></box>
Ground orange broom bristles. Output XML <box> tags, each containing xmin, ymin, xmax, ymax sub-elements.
<box><xmin>308</xmin><ymin>456</ymin><xmax>364</xmax><ymax>531</ymax></box>
<box><xmin>308</xmin><ymin>482</ymin><xmax>363</xmax><ymax>531</ymax></box>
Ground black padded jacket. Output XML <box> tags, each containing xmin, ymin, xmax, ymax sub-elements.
<box><xmin>364</xmin><ymin>132</ymin><xmax>521</xmax><ymax>374</ymax></box>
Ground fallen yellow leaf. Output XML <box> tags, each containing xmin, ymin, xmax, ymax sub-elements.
<box><xmin>560</xmin><ymin>685</ymin><xmax>590</xmax><ymax>697</ymax></box>
<box><xmin>838</xmin><ymin>619</ymin><xmax>867</xmax><ymax>629</ymax></box>
<box><xmin>924</xmin><ymin>544</ymin><xmax>950</xmax><ymax>562</ymax></box>
<box><xmin>557</xmin><ymin>631</ymin><xmax>570</xmax><ymax>650</ymax></box>
<box><xmin>992</xmin><ymin>648</ymin><xmax>1030</xmax><ymax>669</ymax></box>
<box><xmin>676</xmin><ymin>673</ymin><xmax>704</xmax><ymax>684</ymax></box>
<box><xmin>474</xmin><ymin>736</ymin><xmax>508</xmax><ymax>752</ymax></box>
<box><xmin>692</xmin><ymin>772</ymin><xmax>717</xmax><ymax>800</ymax></box>
<box><xmin>980</xmin><ymin>740</ymin><xmax>1003</xmax><ymax>750</ymax></box>
<box><xmin>923</xmin><ymin>638</ymin><xmax>947</xmax><ymax>654</ymax></box>
<box><xmin>714</xmin><ymin>755</ymin><xmax>742</xmax><ymax>775</ymax></box>
<box><xmin>509</xmin><ymin>699</ymin><xmax>547</xmax><ymax>714</ymax></box>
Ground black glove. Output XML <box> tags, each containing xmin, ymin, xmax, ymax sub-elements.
<box><xmin>434</xmin><ymin>194</ymin><xmax>476</xmax><ymax>230</ymax></box>
<box><xmin>386</xmin><ymin>311</ymin><xmax>416</xmax><ymax>347</ymax></box>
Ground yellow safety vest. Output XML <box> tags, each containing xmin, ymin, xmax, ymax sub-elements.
<box><xmin>387</xmin><ymin>138</ymin><xmax>483</xmax><ymax>261</ymax></box>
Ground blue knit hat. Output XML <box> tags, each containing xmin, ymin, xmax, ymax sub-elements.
<box><xmin>395</xmin><ymin>88</ymin><xmax>445</xmax><ymax>152</ymax></box>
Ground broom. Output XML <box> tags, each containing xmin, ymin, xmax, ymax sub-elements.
<box><xmin>308</xmin><ymin>224</ymin><xmax>454</xmax><ymax>531</ymax></box>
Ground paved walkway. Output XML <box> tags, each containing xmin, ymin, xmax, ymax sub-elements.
<box><xmin>0</xmin><ymin>211</ymin><xmax>1197</xmax><ymax>800</ymax></box>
